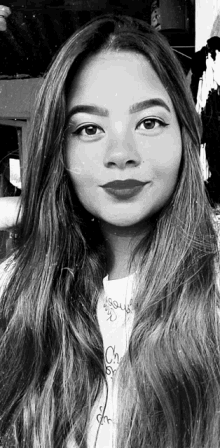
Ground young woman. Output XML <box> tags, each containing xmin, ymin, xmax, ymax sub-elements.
<box><xmin>0</xmin><ymin>13</ymin><xmax>219</xmax><ymax>448</ymax></box>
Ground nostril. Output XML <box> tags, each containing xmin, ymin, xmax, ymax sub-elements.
<box><xmin>107</xmin><ymin>161</ymin><xmax>117</xmax><ymax>168</ymax></box>
<box><xmin>126</xmin><ymin>160</ymin><xmax>137</xmax><ymax>166</ymax></box>
<box><xmin>106</xmin><ymin>159</ymin><xmax>139</xmax><ymax>168</ymax></box>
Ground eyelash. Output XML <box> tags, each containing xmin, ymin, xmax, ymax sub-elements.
<box><xmin>74</xmin><ymin>124</ymin><xmax>103</xmax><ymax>136</ymax></box>
<box><xmin>136</xmin><ymin>118</ymin><xmax>168</xmax><ymax>131</ymax></box>
<box><xmin>72</xmin><ymin>118</ymin><xmax>168</xmax><ymax>137</ymax></box>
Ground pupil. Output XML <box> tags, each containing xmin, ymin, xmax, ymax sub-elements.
<box><xmin>86</xmin><ymin>126</ymin><xmax>96</xmax><ymax>135</ymax></box>
<box><xmin>144</xmin><ymin>120</ymin><xmax>154</xmax><ymax>129</ymax></box>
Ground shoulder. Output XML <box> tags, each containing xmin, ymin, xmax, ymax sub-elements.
<box><xmin>0</xmin><ymin>256</ymin><xmax>15</xmax><ymax>297</ymax></box>
<box><xmin>0</xmin><ymin>256</ymin><xmax>14</xmax><ymax>273</ymax></box>
<box><xmin>0</xmin><ymin>257</ymin><xmax>15</xmax><ymax>336</ymax></box>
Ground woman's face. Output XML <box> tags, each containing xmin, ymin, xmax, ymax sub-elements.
<box><xmin>65</xmin><ymin>51</ymin><xmax>182</xmax><ymax>228</ymax></box>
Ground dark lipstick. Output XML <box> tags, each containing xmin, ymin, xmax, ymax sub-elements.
<box><xmin>101</xmin><ymin>179</ymin><xmax>148</xmax><ymax>199</ymax></box>
<box><xmin>102</xmin><ymin>179</ymin><xmax>146</xmax><ymax>189</ymax></box>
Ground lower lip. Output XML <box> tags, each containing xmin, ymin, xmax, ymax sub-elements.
<box><xmin>103</xmin><ymin>185</ymin><xmax>146</xmax><ymax>199</ymax></box>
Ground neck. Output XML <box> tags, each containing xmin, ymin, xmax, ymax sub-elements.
<box><xmin>100</xmin><ymin>221</ymin><xmax>150</xmax><ymax>280</ymax></box>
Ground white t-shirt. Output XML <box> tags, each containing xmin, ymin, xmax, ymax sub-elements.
<box><xmin>86</xmin><ymin>273</ymin><xmax>135</xmax><ymax>448</ymax></box>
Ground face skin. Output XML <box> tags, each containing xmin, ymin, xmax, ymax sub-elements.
<box><xmin>65</xmin><ymin>51</ymin><xmax>182</xmax><ymax>238</ymax></box>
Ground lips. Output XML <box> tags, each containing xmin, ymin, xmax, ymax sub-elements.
<box><xmin>101</xmin><ymin>179</ymin><xmax>148</xmax><ymax>200</ymax></box>
<box><xmin>102</xmin><ymin>179</ymin><xmax>146</xmax><ymax>190</ymax></box>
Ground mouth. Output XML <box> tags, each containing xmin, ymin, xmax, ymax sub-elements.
<box><xmin>101</xmin><ymin>179</ymin><xmax>149</xmax><ymax>200</ymax></box>
<box><xmin>102</xmin><ymin>179</ymin><xmax>147</xmax><ymax>189</ymax></box>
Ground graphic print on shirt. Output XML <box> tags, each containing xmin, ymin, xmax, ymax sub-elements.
<box><xmin>89</xmin><ymin>274</ymin><xmax>135</xmax><ymax>448</ymax></box>
<box><xmin>103</xmin><ymin>295</ymin><xmax>133</xmax><ymax>322</ymax></box>
<box><xmin>105</xmin><ymin>344</ymin><xmax>122</xmax><ymax>380</ymax></box>
<box><xmin>94</xmin><ymin>345</ymin><xmax>121</xmax><ymax>426</ymax></box>
<box><xmin>96</xmin><ymin>405</ymin><xmax>113</xmax><ymax>426</ymax></box>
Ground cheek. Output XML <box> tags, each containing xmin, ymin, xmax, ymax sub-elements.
<box><xmin>141</xmin><ymin>132</ymin><xmax>182</xmax><ymax>177</ymax></box>
<box><xmin>155</xmin><ymin>147</ymin><xmax>181</xmax><ymax>175</ymax></box>
<box><xmin>65</xmin><ymin>145</ymin><xmax>85</xmax><ymax>176</ymax></box>
<box><xmin>65</xmin><ymin>147</ymin><xmax>98</xmax><ymax>190</ymax></box>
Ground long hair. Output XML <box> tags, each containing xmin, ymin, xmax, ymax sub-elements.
<box><xmin>0</xmin><ymin>14</ymin><xmax>219</xmax><ymax>448</ymax></box>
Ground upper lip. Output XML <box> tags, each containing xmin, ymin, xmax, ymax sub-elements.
<box><xmin>102</xmin><ymin>179</ymin><xmax>147</xmax><ymax>189</ymax></box>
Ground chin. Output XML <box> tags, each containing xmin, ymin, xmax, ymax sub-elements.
<box><xmin>102</xmin><ymin>216</ymin><xmax>150</xmax><ymax>229</ymax></box>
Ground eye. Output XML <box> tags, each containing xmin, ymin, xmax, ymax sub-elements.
<box><xmin>136</xmin><ymin>118</ymin><xmax>168</xmax><ymax>132</ymax></box>
<box><xmin>74</xmin><ymin>124</ymin><xmax>104</xmax><ymax>137</ymax></box>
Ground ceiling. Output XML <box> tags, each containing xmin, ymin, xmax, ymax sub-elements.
<box><xmin>0</xmin><ymin>1</ymin><xmax>151</xmax><ymax>77</ymax></box>
<box><xmin>0</xmin><ymin>1</ymin><xmax>194</xmax><ymax>78</ymax></box>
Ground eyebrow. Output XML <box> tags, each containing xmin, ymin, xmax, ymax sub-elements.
<box><xmin>130</xmin><ymin>98</ymin><xmax>171</xmax><ymax>114</ymax></box>
<box><xmin>66</xmin><ymin>98</ymin><xmax>171</xmax><ymax>122</ymax></box>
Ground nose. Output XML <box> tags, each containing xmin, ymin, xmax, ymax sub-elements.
<box><xmin>104</xmin><ymin>134</ymin><xmax>141</xmax><ymax>170</ymax></box>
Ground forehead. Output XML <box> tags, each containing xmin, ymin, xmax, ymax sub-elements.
<box><xmin>66</xmin><ymin>50</ymin><xmax>173</xmax><ymax>112</ymax></box>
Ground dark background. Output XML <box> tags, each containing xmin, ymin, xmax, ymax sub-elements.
<box><xmin>0</xmin><ymin>0</ymin><xmax>195</xmax><ymax>78</ymax></box>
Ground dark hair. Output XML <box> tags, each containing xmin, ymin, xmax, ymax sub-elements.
<box><xmin>0</xmin><ymin>14</ymin><xmax>219</xmax><ymax>448</ymax></box>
